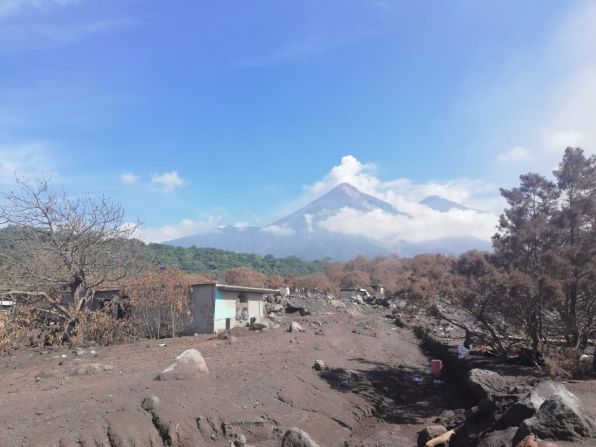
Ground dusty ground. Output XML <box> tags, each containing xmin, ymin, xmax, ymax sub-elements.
<box><xmin>1</xmin><ymin>300</ymin><xmax>595</xmax><ymax>447</ymax></box>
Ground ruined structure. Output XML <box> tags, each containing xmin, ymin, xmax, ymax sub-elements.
<box><xmin>188</xmin><ymin>283</ymin><xmax>277</xmax><ymax>333</ymax></box>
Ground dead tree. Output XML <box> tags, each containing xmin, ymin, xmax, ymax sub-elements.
<box><xmin>0</xmin><ymin>177</ymin><xmax>140</xmax><ymax>322</ymax></box>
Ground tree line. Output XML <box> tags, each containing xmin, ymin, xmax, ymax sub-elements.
<box><xmin>2</xmin><ymin>148</ymin><xmax>596</xmax><ymax>373</ymax></box>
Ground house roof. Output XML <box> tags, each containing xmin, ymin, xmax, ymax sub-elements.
<box><xmin>193</xmin><ymin>283</ymin><xmax>278</xmax><ymax>295</ymax></box>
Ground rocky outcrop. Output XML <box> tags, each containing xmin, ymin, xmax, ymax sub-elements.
<box><xmin>514</xmin><ymin>394</ymin><xmax>596</xmax><ymax>442</ymax></box>
<box><xmin>466</xmin><ymin>368</ymin><xmax>509</xmax><ymax>402</ymax></box>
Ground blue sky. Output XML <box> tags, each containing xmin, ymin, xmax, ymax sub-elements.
<box><xmin>1</xmin><ymin>0</ymin><xmax>595</xmax><ymax>242</ymax></box>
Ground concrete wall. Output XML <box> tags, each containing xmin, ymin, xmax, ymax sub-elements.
<box><xmin>213</xmin><ymin>290</ymin><xmax>264</xmax><ymax>332</ymax></box>
<box><xmin>187</xmin><ymin>284</ymin><xmax>215</xmax><ymax>334</ymax></box>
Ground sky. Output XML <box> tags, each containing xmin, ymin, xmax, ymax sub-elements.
<box><xmin>1</xmin><ymin>0</ymin><xmax>595</xmax><ymax>243</ymax></box>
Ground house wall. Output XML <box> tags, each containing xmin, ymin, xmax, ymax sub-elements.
<box><xmin>213</xmin><ymin>290</ymin><xmax>264</xmax><ymax>332</ymax></box>
<box><xmin>187</xmin><ymin>284</ymin><xmax>215</xmax><ymax>334</ymax></box>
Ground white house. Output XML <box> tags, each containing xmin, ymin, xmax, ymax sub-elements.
<box><xmin>188</xmin><ymin>283</ymin><xmax>278</xmax><ymax>333</ymax></box>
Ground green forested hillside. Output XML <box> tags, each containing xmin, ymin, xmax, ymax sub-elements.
<box><xmin>145</xmin><ymin>243</ymin><xmax>328</xmax><ymax>277</ymax></box>
<box><xmin>0</xmin><ymin>226</ymin><xmax>327</xmax><ymax>278</ymax></box>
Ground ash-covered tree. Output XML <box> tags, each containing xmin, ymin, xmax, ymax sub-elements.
<box><xmin>223</xmin><ymin>267</ymin><xmax>268</xmax><ymax>288</ymax></box>
<box><xmin>492</xmin><ymin>172</ymin><xmax>561</xmax><ymax>353</ymax></box>
<box><xmin>0</xmin><ymin>177</ymin><xmax>140</xmax><ymax>315</ymax></box>
<box><xmin>552</xmin><ymin>148</ymin><xmax>596</xmax><ymax>350</ymax></box>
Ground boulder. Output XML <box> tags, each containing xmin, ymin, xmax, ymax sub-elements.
<box><xmin>250</xmin><ymin>317</ymin><xmax>272</xmax><ymax>331</ymax></box>
<box><xmin>416</xmin><ymin>425</ymin><xmax>447</xmax><ymax>447</ymax></box>
<box><xmin>477</xmin><ymin>427</ymin><xmax>517</xmax><ymax>447</ymax></box>
<box><xmin>265</xmin><ymin>303</ymin><xmax>284</xmax><ymax>314</ymax></box>
<box><xmin>514</xmin><ymin>394</ymin><xmax>595</xmax><ymax>443</ymax></box>
<box><xmin>286</xmin><ymin>302</ymin><xmax>311</xmax><ymax>316</ymax></box>
<box><xmin>466</xmin><ymin>368</ymin><xmax>508</xmax><ymax>401</ymax></box>
<box><xmin>141</xmin><ymin>394</ymin><xmax>160</xmax><ymax>411</ymax></box>
<box><xmin>313</xmin><ymin>360</ymin><xmax>327</xmax><ymax>371</ymax></box>
<box><xmin>281</xmin><ymin>427</ymin><xmax>320</xmax><ymax>447</ymax></box>
<box><xmin>497</xmin><ymin>394</ymin><xmax>542</xmax><ymax>428</ymax></box>
<box><xmin>156</xmin><ymin>349</ymin><xmax>209</xmax><ymax>381</ymax></box>
<box><xmin>288</xmin><ymin>322</ymin><xmax>305</xmax><ymax>333</ymax></box>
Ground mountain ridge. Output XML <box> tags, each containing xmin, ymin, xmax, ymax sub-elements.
<box><xmin>167</xmin><ymin>183</ymin><xmax>488</xmax><ymax>259</ymax></box>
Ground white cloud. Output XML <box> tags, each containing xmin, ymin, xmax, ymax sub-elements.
<box><xmin>0</xmin><ymin>142</ymin><xmax>55</xmax><ymax>183</ymax></box>
<box><xmin>497</xmin><ymin>146</ymin><xmax>531</xmax><ymax>162</ymax></box>
<box><xmin>261</xmin><ymin>225</ymin><xmax>295</xmax><ymax>236</ymax></box>
<box><xmin>318</xmin><ymin>206</ymin><xmax>496</xmax><ymax>244</ymax></box>
<box><xmin>0</xmin><ymin>0</ymin><xmax>79</xmax><ymax>18</ymax></box>
<box><xmin>150</xmin><ymin>170</ymin><xmax>186</xmax><ymax>192</ymax></box>
<box><xmin>299</xmin><ymin>155</ymin><xmax>501</xmax><ymax>243</ymax></box>
<box><xmin>233</xmin><ymin>221</ymin><xmax>249</xmax><ymax>231</ymax></box>
<box><xmin>543</xmin><ymin>130</ymin><xmax>585</xmax><ymax>154</ymax></box>
<box><xmin>304</xmin><ymin>154</ymin><xmax>496</xmax><ymax>208</ymax></box>
<box><xmin>120</xmin><ymin>172</ymin><xmax>139</xmax><ymax>185</ymax></box>
<box><xmin>133</xmin><ymin>217</ymin><xmax>220</xmax><ymax>243</ymax></box>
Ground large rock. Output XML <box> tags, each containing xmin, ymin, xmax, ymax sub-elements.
<box><xmin>497</xmin><ymin>394</ymin><xmax>542</xmax><ymax>429</ymax></box>
<box><xmin>156</xmin><ymin>349</ymin><xmax>209</xmax><ymax>381</ymax></box>
<box><xmin>288</xmin><ymin>322</ymin><xmax>305</xmax><ymax>333</ymax></box>
<box><xmin>498</xmin><ymin>381</ymin><xmax>575</xmax><ymax>429</ymax></box>
<box><xmin>514</xmin><ymin>394</ymin><xmax>596</xmax><ymax>442</ymax></box>
<box><xmin>281</xmin><ymin>427</ymin><xmax>320</xmax><ymax>447</ymax></box>
<box><xmin>250</xmin><ymin>317</ymin><xmax>272</xmax><ymax>330</ymax></box>
<box><xmin>477</xmin><ymin>427</ymin><xmax>517</xmax><ymax>447</ymax></box>
<box><xmin>466</xmin><ymin>368</ymin><xmax>508</xmax><ymax>401</ymax></box>
<box><xmin>416</xmin><ymin>425</ymin><xmax>447</xmax><ymax>447</ymax></box>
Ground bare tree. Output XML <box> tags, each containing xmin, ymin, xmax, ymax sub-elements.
<box><xmin>0</xmin><ymin>177</ymin><xmax>140</xmax><ymax>315</ymax></box>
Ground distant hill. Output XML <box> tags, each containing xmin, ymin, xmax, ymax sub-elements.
<box><xmin>168</xmin><ymin>183</ymin><xmax>491</xmax><ymax>260</ymax></box>
<box><xmin>0</xmin><ymin>225</ymin><xmax>327</xmax><ymax>278</ymax></box>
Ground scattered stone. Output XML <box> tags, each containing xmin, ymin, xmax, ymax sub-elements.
<box><xmin>466</xmin><ymin>368</ymin><xmax>508</xmax><ymax>401</ymax></box>
<box><xmin>34</xmin><ymin>371</ymin><xmax>53</xmax><ymax>382</ymax></box>
<box><xmin>329</xmin><ymin>299</ymin><xmax>345</xmax><ymax>308</ymax></box>
<box><xmin>281</xmin><ymin>427</ymin><xmax>320</xmax><ymax>447</ymax></box>
<box><xmin>158</xmin><ymin>343</ymin><xmax>167</xmax><ymax>347</ymax></box>
<box><xmin>416</xmin><ymin>425</ymin><xmax>447</xmax><ymax>447</ymax></box>
<box><xmin>141</xmin><ymin>394</ymin><xmax>160</xmax><ymax>411</ymax></box>
<box><xmin>265</xmin><ymin>303</ymin><xmax>284</xmax><ymax>314</ymax></box>
<box><xmin>288</xmin><ymin>322</ymin><xmax>305</xmax><ymax>333</ymax></box>
<box><xmin>232</xmin><ymin>433</ymin><xmax>246</xmax><ymax>446</ymax></box>
<box><xmin>313</xmin><ymin>360</ymin><xmax>328</xmax><ymax>371</ymax></box>
<box><xmin>228</xmin><ymin>335</ymin><xmax>238</xmax><ymax>345</ymax></box>
<box><xmin>76</xmin><ymin>350</ymin><xmax>87</xmax><ymax>356</ymax></box>
<box><xmin>514</xmin><ymin>394</ymin><xmax>596</xmax><ymax>443</ymax></box>
<box><xmin>156</xmin><ymin>349</ymin><xmax>209</xmax><ymax>381</ymax></box>
<box><xmin>320</xmin><ymin>368</ymin><xmax>363</xmax><ymax>389</ymax></box>
<box><xmin>73</xmin><ymin>363</ymin><xmax>114</xmax><ymax>375</ymax></box>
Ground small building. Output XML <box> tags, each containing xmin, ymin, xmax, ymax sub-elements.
<box><xmin>188</xmin><ymin>283</ymin><xmax>278</xmax><ymax>333</ymax></box>
<box><xmin>0</xmin><ymin>299</ymin><xmax>15</xmax><ymax>314</ymax></box>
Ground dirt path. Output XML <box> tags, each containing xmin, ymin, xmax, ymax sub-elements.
<box><xmin>0</xmin><ymin>303</ymin><xmax>449</xmax><ymax>447</ymax></box>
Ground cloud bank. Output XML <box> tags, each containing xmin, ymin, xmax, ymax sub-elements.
<box><xmin>306</xmin><ymin>155</ymin><xmax>500</xmax><ymax>244</ymax></box>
